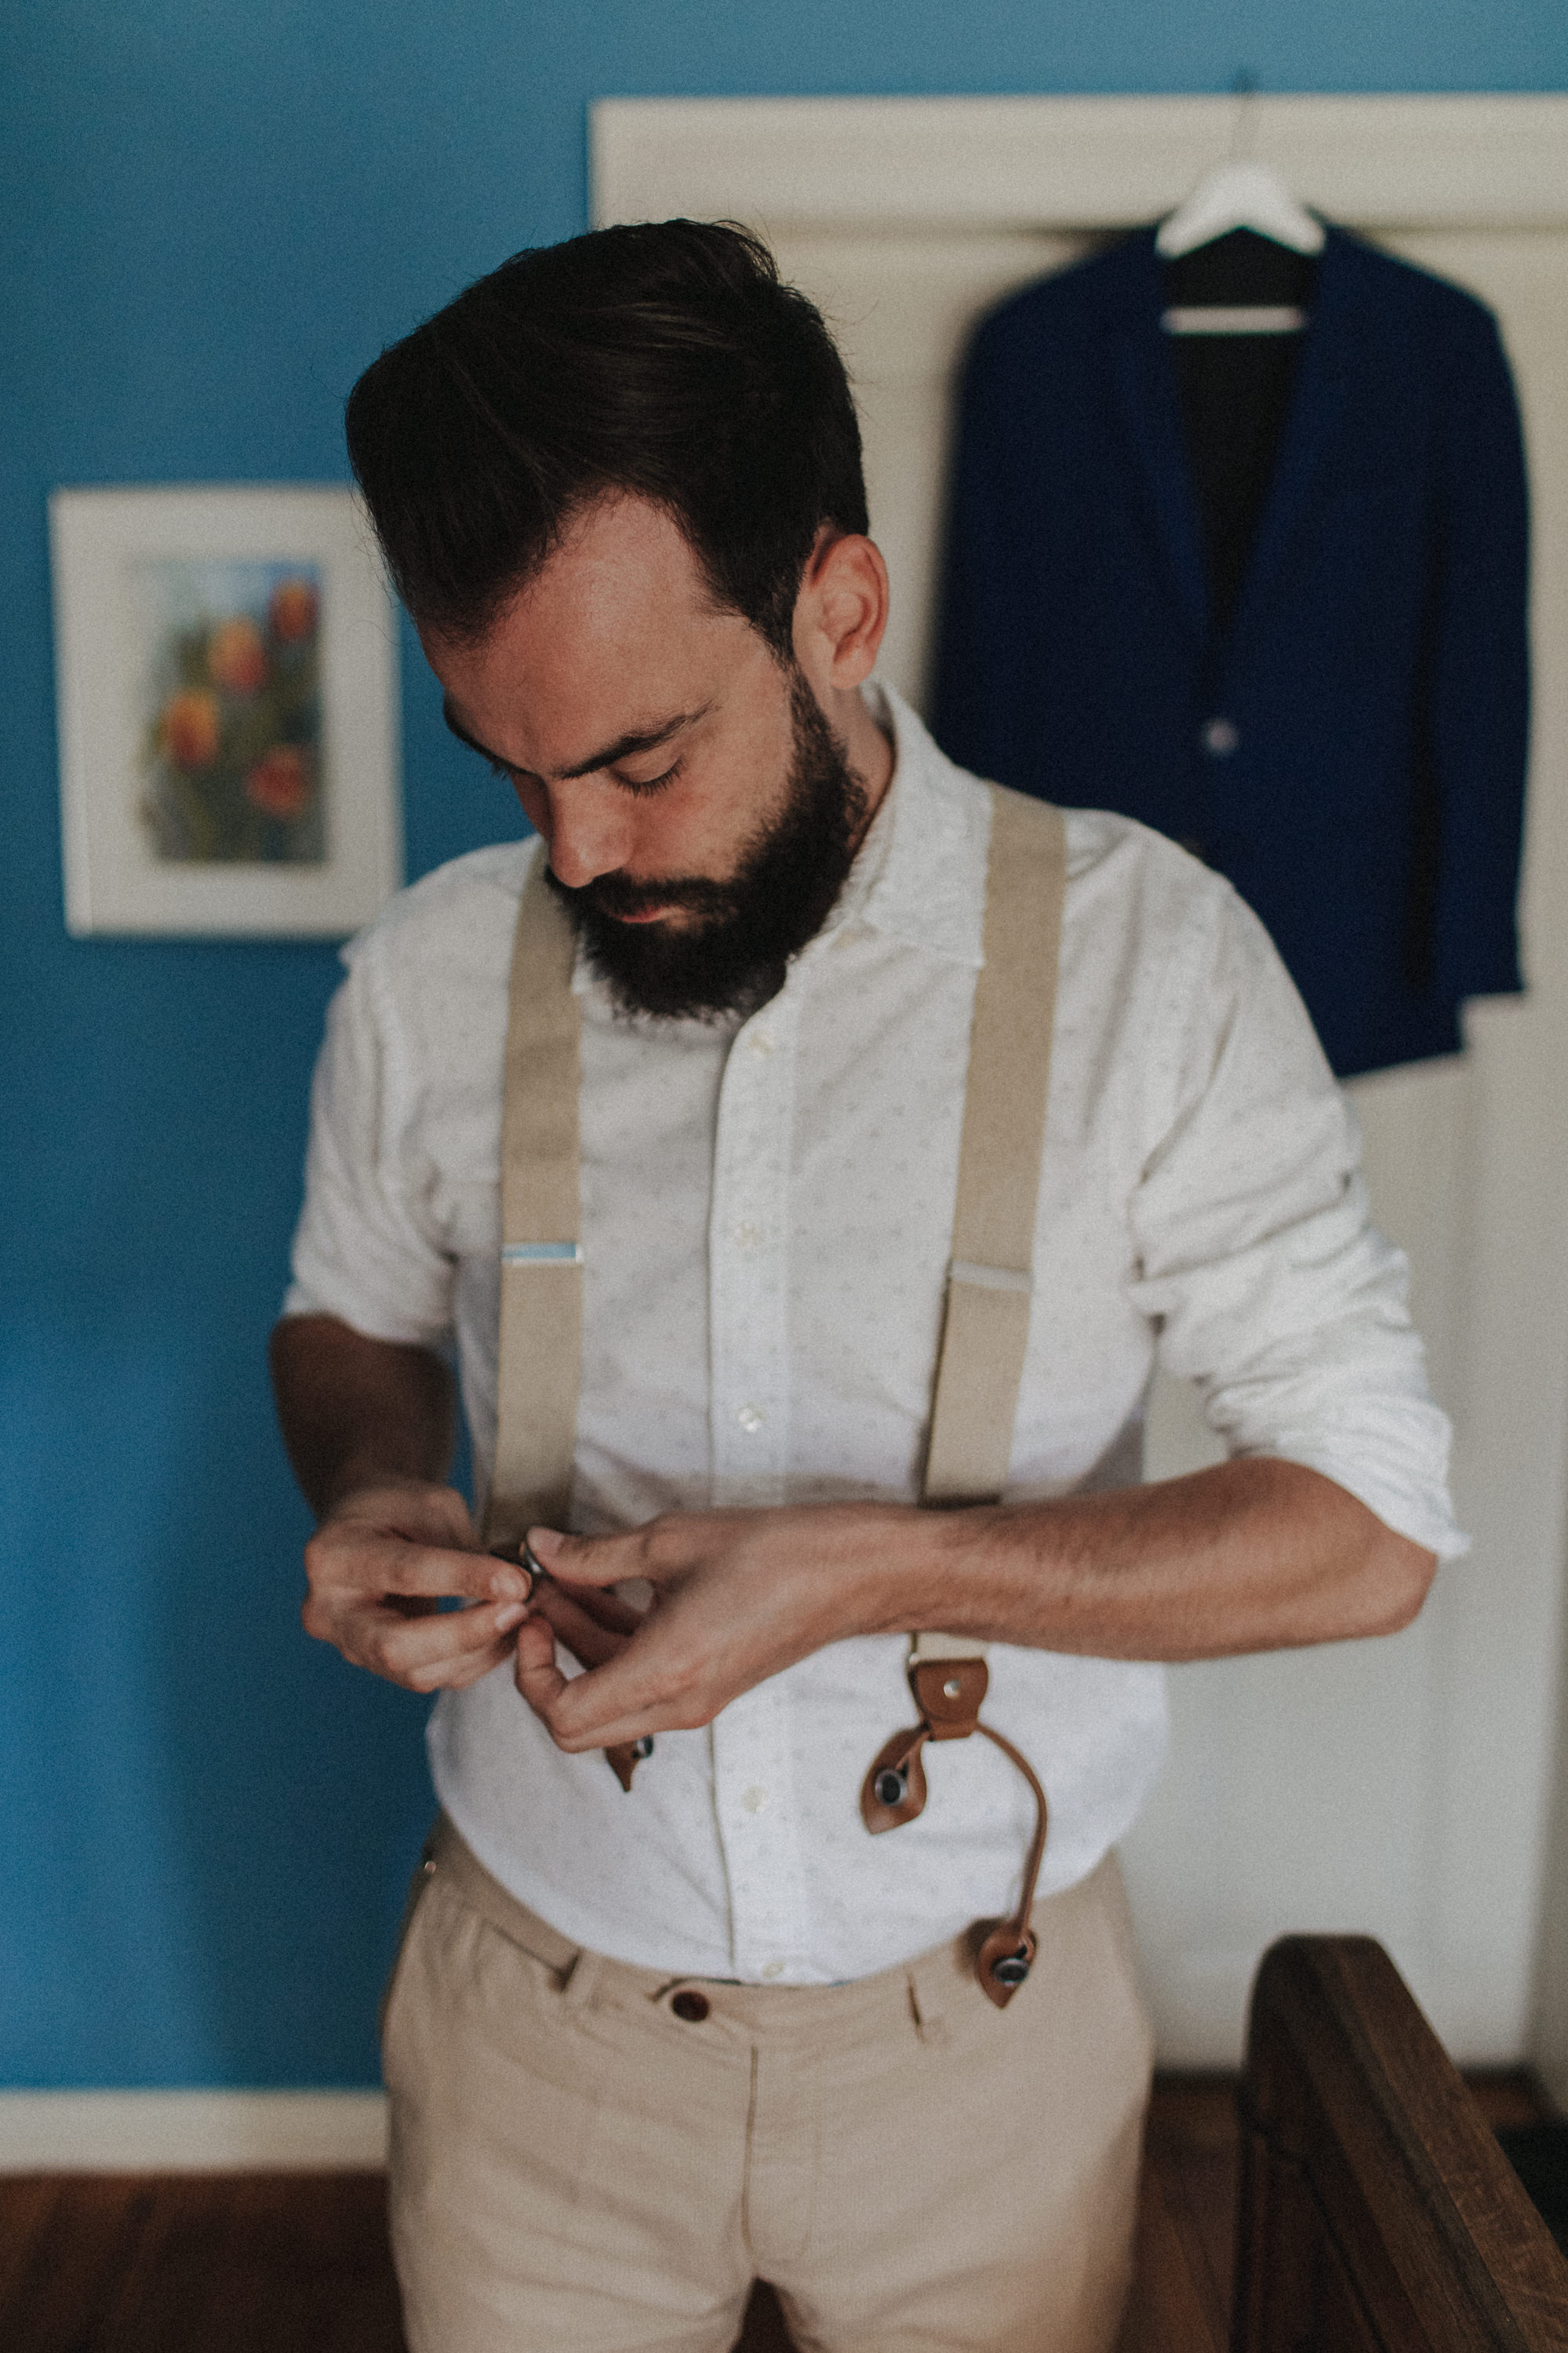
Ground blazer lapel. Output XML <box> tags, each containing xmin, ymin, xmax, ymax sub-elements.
<box><xmin>1228</xmin><ymin>227</ymin><xmax>1354</xmax><ymax>639</ymax></box>
<box><xmin>1104</xmin><ymin>235</ymin><xmax>1209</xmax><ymax>640</ymax></box>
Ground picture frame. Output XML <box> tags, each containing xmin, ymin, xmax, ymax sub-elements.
<box><xmin>49</xmin><ymin>484</ymin><xmax>403</xmax><ymax>938</ymax></box>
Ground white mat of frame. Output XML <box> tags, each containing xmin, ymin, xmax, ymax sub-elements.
<box><xmin>0</xmin><ymin>2091</ymin><xmax>387</xmax><ymax>2172</ymax></box>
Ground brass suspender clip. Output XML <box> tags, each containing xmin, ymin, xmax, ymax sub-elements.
<box><xmin>487</xmin><ymin>1539</ymin><xmax>654</xmax><ymax>1793</ymax></box>
<box><xmin>860</xmin><ymin>1655</ymin><xmax>1049</xmax><ymax>2010</ymax></box>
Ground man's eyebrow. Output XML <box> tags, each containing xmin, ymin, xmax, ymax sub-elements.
<box><xmin>441</xmin><ymin>698</ymin><xmax>500</xmax><ymax>763</ymax></box>
<box><xmin>441</xmin><ymin>698</ymin><xmax>705</xmax><ymax>781</ymax></box>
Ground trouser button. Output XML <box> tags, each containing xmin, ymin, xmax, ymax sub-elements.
<box><xmin>671</xmin><ymin>1989</ymin><xmax>710</xmax><ymax>2022</ymax></box>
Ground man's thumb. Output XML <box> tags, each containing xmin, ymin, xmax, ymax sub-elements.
<box><xmin>526</xmin><ymin>1525</ymin><xmax>625</xmax><ymax>1586</ymax></box>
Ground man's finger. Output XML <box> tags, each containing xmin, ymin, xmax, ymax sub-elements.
<box><xmin>548</xmin><ymin>1688</ymin><xmax>687</xmax><ymax>1751</ymax></box>
<box><xmin>317</xmin><ymin>1528</ymin><xmax>532</xmax><ymax>1607</ymax></box>
<box><xmin>515</xmin><ymin>1613</ymin><xmax>570</xmax><ymax>1720</ymax></box>
<box><xmin>526</xmin><ymin>1526</ymin><xmax>649</xmax><ymax>1589</ymax></box>
<box><xmin>443</xmin><ymin>1634</ymin><xmax>524</xmax><ymax>1692</ymax></box>
<box><xmin>534</xmin><ymin>1584</ymin><xmax>632</xmax><ymax>1673</ymax></box>
<box><xmin>377</xmin><ymin>1537</ymin><xmax>533</xmax><ymax>1603</ymax></box>
<box><xmin>542</xmin><ymin>1629</ymin><xmax>703</xmax><ymax>1749</ymax></box>
<box><xmin>368</xmin><ymin>1594</ymin><xmax>529</xmax><ymax>1689</ymax></box>
<box><xmin>548</xmin><ymin>1579</ymin><xmax>646</xmax><ymax>1637</ymax></box>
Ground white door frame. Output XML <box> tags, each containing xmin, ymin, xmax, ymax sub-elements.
<box><xmin>593</xmin><ymin>94</ymin><xmax>1568</xmax><ymax>2067</ymax></box>
<box><xmin>593</xmin><ymin>93</ymin><xmax>1568</xmax><ymax>235</ymax></box>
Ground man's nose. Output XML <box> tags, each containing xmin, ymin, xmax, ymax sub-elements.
<box><xmin>539</xmin><ymin>782</ymin><xmax>635</xmax><ymax>891</ymax></box>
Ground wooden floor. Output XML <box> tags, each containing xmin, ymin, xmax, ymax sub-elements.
<box><xmin>0</xmin><ymin>2074</ymin><xmax>1548</xmax><ymax>2353</ymax></box>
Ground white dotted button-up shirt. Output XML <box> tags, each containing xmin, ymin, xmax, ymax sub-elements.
<box><xmin>284</xmin><ymin>689</ymin><xmax>1461</xmax><ymax>1984</ymax></box>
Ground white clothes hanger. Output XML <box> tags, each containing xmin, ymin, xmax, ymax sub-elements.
<box><xmin>1155</xmin><ymin>80</ymin><xmax>1323</xmax><ymax>337</ymax></box>
<box><xmin>1155</xmin><ymin>161</ymin><xmax>1326</xmax><ymax>262</ymax></box>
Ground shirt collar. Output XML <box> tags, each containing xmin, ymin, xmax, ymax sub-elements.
<box><xmin>846</xmin><ymin>683</ymin><xmax>988</xmax><ymax>970</ymax></box>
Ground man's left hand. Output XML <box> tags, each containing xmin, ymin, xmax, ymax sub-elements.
<box><xmin>515</xmin><ymin>1503</ymin><xmax>919</xmax><ymax>1750</ymax></box>
<box><xmin>511</xmin><ymin>1461</ymin><xmax>1437</xmax><ymax>1752</ymax></box>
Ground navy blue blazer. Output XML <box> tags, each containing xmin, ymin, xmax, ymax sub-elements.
<box><xmin>932</xmin><ymin>226</ymin><xmax>1529</xmax><ymax>1077</ymax></box>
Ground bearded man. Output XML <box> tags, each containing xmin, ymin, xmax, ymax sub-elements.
<box><xmin>271</xmin><ymin>219</ymin><xmax>1458</xmax><ymax>2353</ymax></box>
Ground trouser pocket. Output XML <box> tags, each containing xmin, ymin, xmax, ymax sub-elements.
<box><xmin>380</xmin><ymin>1830</ymin><xmax>439</xmax><ymax>2045</ymax></box>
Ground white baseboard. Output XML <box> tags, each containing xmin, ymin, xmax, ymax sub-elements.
<box><xmin>0</xmin><ymin>2091</ymin><xmax>387</xmax><ymax>2173</ymax></box>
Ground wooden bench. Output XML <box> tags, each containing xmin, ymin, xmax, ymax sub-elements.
<box><xmin>1231</xmin><ymin>1935</ymin><xmax>1568</xmax><ymax>2352</ymax></box>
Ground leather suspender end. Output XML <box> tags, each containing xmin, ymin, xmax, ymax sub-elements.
<box><xmin>910</xmin><ymin>1657</ymin><xmax>988</xmax><ymax>1739</ymax></box>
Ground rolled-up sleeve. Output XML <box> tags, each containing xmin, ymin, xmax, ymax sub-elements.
<box><xmin>282</xmin><ymin>934</ymin><xmax>457</xmax><ymax>1350</ymax></box>
<box><xmin>1127</xmin><ymin>882</ymin><xmax>1465</xmax><ymax>1561</ymax></box>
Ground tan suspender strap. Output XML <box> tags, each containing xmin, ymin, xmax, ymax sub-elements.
<box><xmin>483</xmin><ymin>852</ymin><xmax>584</xmax><ymax>1548</ymax></box>
<box><xmin>920</xmin><ymin>785</ymin><xmax>1067</xmax><ymax>1513</ymax></box>
<box><xmin>876</xmin><ymin>786</ymin><xmax>1065</xmax><ymax>2004</ymax></box>
<box><xmin>483</xmin><ymin>786</ymin><xmax>1064</xmax><ymax>1536</ymax></box>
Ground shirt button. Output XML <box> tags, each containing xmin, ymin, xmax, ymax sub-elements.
<box><xmin>733</xmin><ymin>1220</ymin><xmax>762</xmax><ymax>1250</ymax></box>
<box><xmin>741</xmin><ymin>1785</ymin><xmax>769</xmax><ymax>1814</ymax></box>
<box><xmin>671</xmin><ymin>1989</ymin><xmax>710</xmax><ymax>2023</ymax></box>
<box><xmin>736</xmin><ymin>1404</ymin><xmax>765</xmax><ymax>1433</ymax></box>
<box><xmin>1201</xmin><ymin>717</ymin><xmax>1239</xmax><ymax>756</ymax></box>
<box><xmin>761</xmin><ymin>1961</ymin><xmax>785</xmax><ymax>1980</ymax></box>
<box><xmin>748</xmin><ymin>1029</ymin><xmax>776</xmax><ymax>1057</ymax></box>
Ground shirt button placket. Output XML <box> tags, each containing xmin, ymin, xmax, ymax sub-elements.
<box><xmin>711</xmin><ymin>1674</ymin><xmax>810</xmax><ymax>1983</ymax></box>
<box><xmin>708</xmin><ymin>992</ymin><xmax>805</xmax><ymax>1976</ymax></box>
<box><xmin>708</xmin><ymin>1002</ymin><xmax>795</xmax><ymax>1508</ymax></box>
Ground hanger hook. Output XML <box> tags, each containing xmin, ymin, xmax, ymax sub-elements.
<box><xmin>1231</xmin><ymin>68</ymin><xmax>1258</xmax><ymax>162</ymax></box>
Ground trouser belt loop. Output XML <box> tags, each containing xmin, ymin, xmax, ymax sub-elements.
<box><xmin>558</xmin><ymin>1947</ymin><xmax>605</xmax><ymax>2013</ymax></box>
<box><xmin>906</xmin><ymin>1965</ymin><xmax>952</xmax><ymax>2049</ymax></box>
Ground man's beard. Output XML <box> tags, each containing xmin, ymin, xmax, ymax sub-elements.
<box><xmin>545</xmin><ymin>670</ymin><xmax>871</xmax><ymax>1022</ymax></box>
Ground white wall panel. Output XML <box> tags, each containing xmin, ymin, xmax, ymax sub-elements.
<box><xmin>596</xmin><ymin>99</ymin><xmax>1568</xmax><ymax>2064</ymax></box>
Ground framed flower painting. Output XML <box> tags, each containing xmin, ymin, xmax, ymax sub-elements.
<box><xmin>49</xmin><ymin>485</ymin><xmax>402</xmax><ymax>937</ymax></box>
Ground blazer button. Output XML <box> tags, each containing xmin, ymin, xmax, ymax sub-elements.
<box><xmin>1201</xmin><ymin>717</ymin><xmax>1239</xmax><ymax>756</ymax></box>
<box><xmin>671</xmin><ymin>1989</ymin><xmax>710</xmax><ymax>2022</ymax></box>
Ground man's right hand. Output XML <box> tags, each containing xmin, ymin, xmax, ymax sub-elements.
<box><xmin>300</xmin><ymin>1480</ymin><xmax>537</xmax><ymax>1692</ymax></box>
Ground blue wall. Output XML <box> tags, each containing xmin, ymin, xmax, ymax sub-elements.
<box><xmin>4</xmin><ymin>4</ymin><xmax>1565</xmax><ymax>2091</ymax></box>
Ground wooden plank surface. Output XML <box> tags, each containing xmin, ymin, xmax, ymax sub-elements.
<box><xmin>0</xmin><ymin>2174</ymin><xmax>403</xmax><ymax>2353</ymax></box>
<box><xmin>0</xmin><ymin>2074</ymin><xmax>1548</xmax><ymax>2353</ymax></box>
<box><xmin>1238</xmin><ymin>1939</ymin><xmax>1568</xmax><ymax>2353</ymax></box>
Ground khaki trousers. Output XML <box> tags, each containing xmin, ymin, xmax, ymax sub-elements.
<box><xmin>383</xmin><ymin>1817</ymin><xmax>1152</xmax><ymax>2353</ymax></box>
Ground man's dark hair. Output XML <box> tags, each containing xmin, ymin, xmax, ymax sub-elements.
<box><xmin>345</xmin><ymin>219</ymin><xmax>868</xmax><ymax>658</ymax></box>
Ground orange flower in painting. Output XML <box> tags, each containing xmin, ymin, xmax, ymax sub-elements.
<box><xmin>208</xmin><ymin>616</ymin><xmax>269</xmax><ymax>694</ymax></box>
<box><xmin>268</xmin><ymin>577</ymin><xmax>318</xmax><ymax>643</ymax></box>
<box><xmin>246</xmin><ymin>744</ymin><xmax>313</xmax><ymax>821</ymax></box>
<box><xmin>160</xmin><ymin>688</ymin><xmax>221</xmax><ymax>770</ymax></box>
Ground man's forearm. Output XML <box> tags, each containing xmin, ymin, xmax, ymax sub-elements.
<box><xmin>524</xmin><ymin>1455</ymin><xmax>1439</xmax><ymax>1753</ymax></box>
<box><xmin>867</xmin><ymin>1457</ymin><xmax>1435</xmax><ymax>1660</ymax></box>
<box><xmin>269</xmin><ymin>1312</ymin><xmax>457</xmax><ymax>1520</ymax></box>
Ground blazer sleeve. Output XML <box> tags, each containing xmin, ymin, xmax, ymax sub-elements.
<box><xmin>930</xmin><ymin>316</ymin><xmax>1038</xmax><ymax>790</ymax></box>
<box><xmin>1426</xmin><ymin>304</ymin><xmax>1530</xmax><ymax>1008</ymax></box>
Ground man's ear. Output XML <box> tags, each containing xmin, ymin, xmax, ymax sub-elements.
<box><xmin>792</xmin><ymin>530</ymin><xmax>890</xmax><ymax>694</ymax></box>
